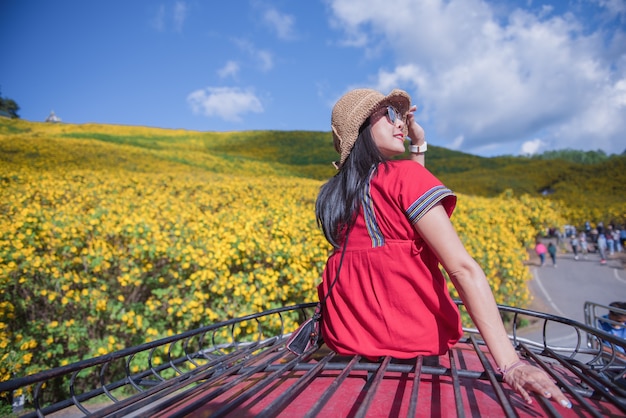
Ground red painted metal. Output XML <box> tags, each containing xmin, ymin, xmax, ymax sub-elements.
<box><xmin>1</xmin><ymin>302</ymin><xmax>625</xmax><ymax>417</ymax></box>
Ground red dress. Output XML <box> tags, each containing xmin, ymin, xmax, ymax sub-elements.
<box><xmin>318</xmin><ymin>160</ymin><xmax>463</xmax><ymax>359</ymax></box>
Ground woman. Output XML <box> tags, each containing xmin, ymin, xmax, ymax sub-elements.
<box><xmin>535</xmin><ymin>241</ymin><xmax>547</xmax><ymax>266</ymax></box>
<box><xmin>315</xmin><ymin>88</ymin><xmax>571</xmax><ymax>408</ymax></box>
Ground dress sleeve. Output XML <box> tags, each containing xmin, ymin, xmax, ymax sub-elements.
<box><xmin>391</xmin><ymin>161</ymin><xmax>456</xmax><ymax>224</ymax></box>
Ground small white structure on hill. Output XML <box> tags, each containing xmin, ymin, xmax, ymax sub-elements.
<box><xmin>45</xmin><ymin>110</ymin><xmax>61</xmax><ymax>123</ymax></box>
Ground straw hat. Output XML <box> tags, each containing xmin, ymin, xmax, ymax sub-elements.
<box><xmin>331</xmin><ymin>88</ymin><xmax>411</xmax><ymax>169</ymax></box>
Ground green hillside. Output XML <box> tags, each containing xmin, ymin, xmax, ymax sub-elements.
<box><xmin>1</xmin><ymin>118</ymin><xmax>624</xmax><ymax>226</ymax></box>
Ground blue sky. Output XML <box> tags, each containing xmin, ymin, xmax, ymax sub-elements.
<box><xmin>1</xmin><ymin>0</ymin><xmax>625</xmax><ymax>157</ymax></box>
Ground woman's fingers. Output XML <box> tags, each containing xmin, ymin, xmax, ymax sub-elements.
<box><xmin>516</xmin><ymin>383</ymin><xmax>532</xmax><ymax>404</ymax></box>
<box><xmin>533</xmin><ymin>380</ymin><xmax>572</xmax><ymax>408</ymax></box>
<box><xmin>405</xmin><ymin>105</ymin><xmax>425</xmax><ymax>143</ymax></box>
<box><xmin>508</xmin><ymin>365</ymin><xmax>572</xmax><ymax>408</ymax></box>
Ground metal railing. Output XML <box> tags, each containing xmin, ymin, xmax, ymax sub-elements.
<box><xmin>583</xmin><ymin>300</ymin><xmax>626</xmax><ymax>351</ymax></box>
<box><xmin>1</xmin><ymin>301</ymin><xmax>625</xmax><ymax>417</ymax></box>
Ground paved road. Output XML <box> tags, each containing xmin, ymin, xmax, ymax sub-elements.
<box><xmin>517</xmin><ymin>246</ymin><xmax>626</xmax><ymax>348</ymax></box>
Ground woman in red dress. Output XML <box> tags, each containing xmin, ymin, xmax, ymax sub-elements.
<box><xmin>315</xmin><ymin>88</ymin><xmax>571</xmax><ymax>409</ymax></box>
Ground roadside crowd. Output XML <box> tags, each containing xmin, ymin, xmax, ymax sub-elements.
<box><xmin>535</xmin><ymin>221</ymin><xmax>625</xmax><ymax>266</ymax></box>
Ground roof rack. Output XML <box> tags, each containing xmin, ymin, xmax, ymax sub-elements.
<box><xmin>1</xmin><ymin>301</ymin><xmax>625</xmax><ymax>417</ymax></box>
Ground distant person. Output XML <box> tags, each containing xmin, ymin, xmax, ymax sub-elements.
<box><xmin>590</xmin><ymin>228</ymin><xmax>599</xmax><ymax>247</ymax></box>
<box><xmin>597</xmin><ymin>233</ymin><xmax>608</xmax><ymax>265</ymax></box>
<box><xmin>606</xmin><ymin>226</ymin><xmax>615</xmax><ymax>256</ymax></box>
<box><xmin>597</xmin><ymin>221</ymin><xmax>605</xmax><ymax>236</ymax></box>
<box><xmin>547</xmin><ymin>242</ymin><xmax>557</xmax><ymax>267</ymax></box>
<box><xmin>598</xmin><ymin>302</ymin><xmax>626</xmax><ymax>356</ymax></box>
<box><xmin>570</xmin><ymin>235</ymin><xmax>579</xmax><ymax>260</ymax></box>
<box><xmin>579</xmin><ymin>232</ymin><xmax>589</xmax><ymax>258</ymax></box>
<box><xmin>535</xmin><ymin>241</ymin><xmax>547</xmax><ymax>266</ymax></box>
<box><xmin>615</xmin><ymin>227</ymin><xmax>623</xmax><ymax>253</ymax></box>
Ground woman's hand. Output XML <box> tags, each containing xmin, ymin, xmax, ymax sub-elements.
<box><xmin>405</xmin><ymin>105</ymin><xmax>425</xmax><ymax>144</ymax></box>
<box><xmin>504</xmin><ymin>363</ymin><xmax>572</xmax><ymax>408</ymax></box>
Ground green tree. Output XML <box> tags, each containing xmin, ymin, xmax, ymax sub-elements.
<box><xmin>530</xmin><ymin>148</ymin><xmax>610</xmax><ymax>164</ymax></box>
<box><xmin>0</xmin><ymin>88</ymin><xmax>20</xmax><ymax>118</ymax></box>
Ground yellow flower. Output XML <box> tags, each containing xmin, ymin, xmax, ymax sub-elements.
<box><xmin>96</xmin><ymin>299</ymin><xmax>107</xmax><ymax>312</ymax></box>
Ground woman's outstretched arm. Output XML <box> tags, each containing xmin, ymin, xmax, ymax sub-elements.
<box><xmin>414</xmin><ymin>203</ymin><xmax>572</xmax><ymax>408</ymax></box>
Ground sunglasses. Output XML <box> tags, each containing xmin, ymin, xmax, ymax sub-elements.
<box><xmin>384</xmin><ymin>106</ymin><xmax>403</xmax><ymax>125</ymax></box>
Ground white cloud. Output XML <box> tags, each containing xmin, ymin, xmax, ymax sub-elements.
<box><xmin>151</xmin><ymin>1</ymin><xmax>187</xmax><ymax>33</ymax></box>
<box><xmin>152</xmin><ymin>5</ymin><xmax>166</xmax><ymax>32</ymax></box>
<box><xmin>187</xmin><ymin>87</ymin><xmax>264</xmax><ymax>122</ymax></box>
<box><xmin>263</xmin><ymin>7</ymin><xmax>296</xmax><ymax>40</ymax></box>
<box><xmin>218</xmin><ymin>61</ymin><xmax>240</xmax><ymax>79</ymax></box>
<box><xmin>521</xmin><ymin>138</ymin><xmax>545</xmax><ymax>155</ymax></box>
<box><xmin>234</xmin><ymin>39</ymin><xmax>274</xmax><ymax>72</ymax></box>
<box><xmin>328</xmin><ymin>0</ymin><xmax>626</xmax><ymax>155</ymax></box>
<box><xmin>593</xmin><ymin>0</ymin><xmax>626</xmax><ymax>18</ymax></box>
<box><xmin>173</xmin><ymin>1</ymin><xmax>188</xmax><ymax>32</ymax></box>
<box><xmin>256</xmin><ymin>50</ymin><xmax>274</xmax><ymax>72</ymax></box>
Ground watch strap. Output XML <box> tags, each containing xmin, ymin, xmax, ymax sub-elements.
<box><xmin>409</xmin><ymin>142</ymin><xmax>427</xmax><ymax>154</ymax></box>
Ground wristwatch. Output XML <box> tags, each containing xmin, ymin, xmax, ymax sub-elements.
<box><xmin>409</xmin><ymin>142</ymin><xmax>427</xmax><ymax>154</ymax></box>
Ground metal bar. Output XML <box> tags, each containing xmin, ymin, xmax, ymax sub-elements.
<box><xmin>486</xmin><ymin>301</ymin><xmax>626</xmax><ymax>352</ymax></box>
<box><xmin>93</xmin><ymin>339</ymin><xmax>275</xmax><ymax>418</ymax></box>
<box><xmin>564</xmin><ymin>357</ymin><xmax>626</xmax><ymax>398</ymax></box>
<box><xmin>354</xmin><ymin>356</ymin><xmax>391</xmax><ymax>418</ymax></box>
<box><xmin>406</xmin><ymin>356</ymin><xmax>422</xmax><ymax>418</ymax></box>
<box><xmin>125</xmin><ymin>352</ymin><xmax>146</xmax><ymax>393</ymax></box>
<box><xmin>157</xmin><ymin>345</ymin><xmax>289</xmax><ymax>418</ymax></box>
<box><xmin>149</xmin><ymin>346</ymin><xmax>168</xmax><ymax>381</ymax></box>
<box><xmin>533</xmin><ymin>393</ymin><xmax>560</xmax><ymax>418</ymax></box>
<box><xmin>539</xmin><ymin>350</ymin><xmax>626</xmax><ymax>415</ymax></box>
<box><xmin>538</xmin><ymin>346</ymin><xmax>626</xmax><ymax>411</ymax></box>
<box><xmin>22</xmin><ymin>373</ymin><xmax>135</xmax><ymax>418</ymax></box>
<box><xmin>303</xmin><ymin>355</ymin><xmax>362</xmax><ymax>418</ymax></box>
<box><xmin>519</xmin><ymin>343</ymin><xmax>605</xmax><ymax>418</ymax></box>
<box><xmin>69</xmin><ymin>369</ymin><xmax>92</xmax><ymax>416</ymax></box>
<box><xmin>0</xmin><ymin>303</ymin><xmax>316</xmax><ymax>393</ymax></box>
<box><xmin>118</xmin><ymin>342</ymin><xmax>283</xmax><ymax>418</ymax></box>
<box><xmin>208</xmin><ymin>347</ymin><xmax>321</xmax><ymax>417</ymax></box>
<box><xmin>259</xmin><ymin>360</ymin><xmax>476</xmax><ymax>378</ymax></box>
<box><xmin>448</xmin><ymin>349</ymin><xmax>465</xmax><ymax>418</ymax></box>
<box><xmin>33</xmin><ymin>381</ymin><xmax>45</xmax><ymax>418</ymax></box>
<box><xmin>99</xmin><ymin>361</ymin><xmax>119</xmax><ymax>403</ymax></box>
<box><xmin>469</xmin><ymin>335</ymin><xmax>519</xmax><ymax>418</ymax></box>
<box><xmin>256</xmin><ymin>351</ymin><xmax>337</xmax><ymax>418</ymax></box>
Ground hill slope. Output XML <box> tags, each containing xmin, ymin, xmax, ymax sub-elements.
<box><xmin>1</xmin><ymin>118</ymin><xmax>624</xmax><ymax>226</ymax></box>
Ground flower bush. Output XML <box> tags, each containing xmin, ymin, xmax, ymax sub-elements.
<box><xmin>1</xmin><ymin>120</ymin><xmax>567</xmax><ymax>391</ymax></box>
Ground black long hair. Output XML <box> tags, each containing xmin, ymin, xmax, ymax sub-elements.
<box><xmin>315</xmin><ymin>123</ymin><xmax>388</xmax><ymax>247</ymax></box>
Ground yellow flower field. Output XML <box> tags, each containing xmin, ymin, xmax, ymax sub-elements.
<box><xmin>0</xmin><ymin>119</ymin><xmax>566</xmax><ymax>383</ymax></box>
